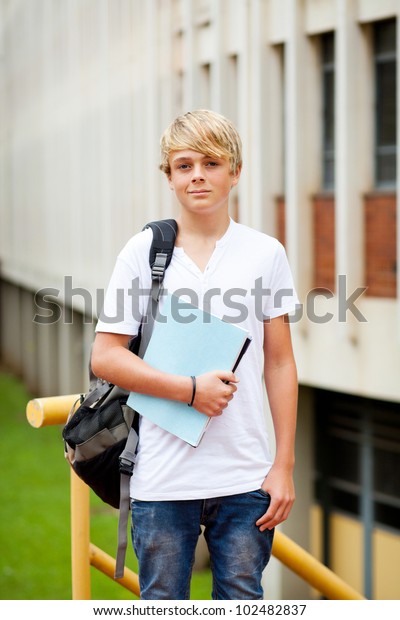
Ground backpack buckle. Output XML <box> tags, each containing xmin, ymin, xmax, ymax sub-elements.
<box><xmin>151</xmin><ymin>253</ymin><xmax>168</xmax><ymax>302</ymax></box>
<box><xmin>119</xmin><ymin>453</ymin><xmax>136</xmax><ymax>476</ymax></box>
<box><xmin>151</xmin><ymin>252</ymin><xmax>168</xmax><ymax>281</ymax></box>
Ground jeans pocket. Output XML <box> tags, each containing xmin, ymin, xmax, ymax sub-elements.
<box><xmin>247</xmin><ymin>488</ymin><xmax>271</xmax><ymax>502</ymax></box>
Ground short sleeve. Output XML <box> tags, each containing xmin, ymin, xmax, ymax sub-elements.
<box><xmin>95</xmin><ymin>230</ymin><xmax>153</xmax><ymax>335</ymax></box>
<box><xmin>262</xmin><ymin>242</ymin><xmax>299</xmax><ymax>319</ymax></box>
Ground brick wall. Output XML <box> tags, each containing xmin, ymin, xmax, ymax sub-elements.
<box><xmin>273</xmin><ymin>193</ymin><xmax>397</xmax><ymax>298</ymax></box>
<box><xmin>276</xmin><ymin>195</ymin><xmax>286</xmax><ymax>248</ymax></box>
<box><xmin>364</xmin><ymin>193</ymin><xmax>397</xmax><ymax>298</ymax></box>
<box><xmin>313</xmin><ymin>194</ymin><xmax>335</xmax><ymax>292</ymax></box>
<box><xmin>276</xmin><ymin>195</ymin><xmax>336</xmax><ymax>291</ymax></box>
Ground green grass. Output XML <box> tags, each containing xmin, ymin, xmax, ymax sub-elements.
<box><xmin>0</xmin><ymin>372</ymin><xmax>212</xmax><ymax>600</ymax></box>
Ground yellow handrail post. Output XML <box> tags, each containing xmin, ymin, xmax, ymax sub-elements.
<box><xmin>89</xmin><ymin>544</ymin><xmax>140</xmax><ymax>596</ymax></box>
<box><xmin>71</xmin><ymin>469</ymin><xmax>91</xmax><ymax>600</ymax></box>
<box><xmin>26</xmin><ymin>394</ymin><xmax>80</xmax><ymax>427</ymax></box>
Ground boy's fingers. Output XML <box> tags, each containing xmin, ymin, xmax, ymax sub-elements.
<box><xmin>216</xmin><ymin>370</ymin><xmax>239</xmax><ymax>384</ymax></box>
<box><xmin>256</xmin><ymin>496</ymin><xmax>293</xmax><ymax>531</ymax></box>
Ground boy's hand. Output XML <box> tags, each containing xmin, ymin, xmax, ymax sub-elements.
<box><xmin>255</xmin><ymin>465</ymin><xmax>295</xmax><ymax>531</ymax></box>
<box><xmin>194</xmin><ymin>371</ymin><xmax>238</xmax><ymax>417</ymax></box>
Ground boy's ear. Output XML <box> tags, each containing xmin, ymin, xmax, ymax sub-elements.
<box><xmin>231</xmin><ymin>164</ymin><xmax>242</xmax><ymax>188</ymax></box>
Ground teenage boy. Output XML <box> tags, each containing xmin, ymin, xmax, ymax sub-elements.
<box><xmin>92</xmin><ymin>109</ymin><xmax>298</xmax><ymax>600</ymax></box>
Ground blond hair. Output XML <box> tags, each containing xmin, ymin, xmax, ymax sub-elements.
<box><xmin>159</xmin><ymin>109</ymin><xmax>242</xmax><ymax>176</ymax></box>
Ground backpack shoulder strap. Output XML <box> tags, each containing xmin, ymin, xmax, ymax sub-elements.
<box><xmin>115</xmin><ymin>219</ymin><xmax>177</xmax><ymax>579</ymax></box>
<box><xmin>137</xmin><ymin>219</ymin><xmax>178</xmax><ymax>358</ymax></box>
<box><xmin>143</xmin><ymin>219</ymin><xmax>178</xmax><ymax>302</ymax></box>
<box><xmin>144</xmin><ymin>218</ymin><xmax>178</xmax><ymax>271</ymax></box>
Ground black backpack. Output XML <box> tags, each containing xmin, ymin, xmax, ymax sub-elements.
<box><xmin>62</xmin><ymin>219</ymin><xmax>178</xmax><ymax>578</ymax></box>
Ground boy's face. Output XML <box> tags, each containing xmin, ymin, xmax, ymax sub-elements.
<box><xmin>167</xmin><ymin>149</ymin><xmax>241</xmax><ymax>216</ymax></box>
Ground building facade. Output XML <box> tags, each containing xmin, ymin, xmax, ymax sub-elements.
<box><xmin>0</xmin><ymin>0</ymin><xmax>399</xmax><ymax>599</ymax></box>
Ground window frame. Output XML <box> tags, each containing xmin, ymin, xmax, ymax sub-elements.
<box><xmin>321</xmin><ymin>31</ymin><xmax>335</xmax><ymax>192</ymax></box>
<box><xmin>373</xmin><ymin>18</ymin><xmax>397</xmax><ymax>190</ymax></box>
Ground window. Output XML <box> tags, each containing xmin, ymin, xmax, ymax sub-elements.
<box><xmin>374</xmin><ymin>19</ymin><xmax>397</xmax><ymax>188</ymax></box>
<box><xmin>315</xmin><ymin>389</ymin><xmax>400</xmax><ymax>598</ymax></box>
<box><xmin>226</xmin><ymin>55</ymin><xmax>238</xmax><ymax>125</ymax></box>
<box><xmin>315</xmin><ymin>389</ymin><xmax>400</xmax><ymax>532</ymax></box>
<box><xmin>321</xmin><ymin>32</ymin><xmax>335</xmax><ymax>191</ymax></box>
<box><xmin>199</xmin><ymin>63</ymin><xmax>211</xmax><ymax>108</ymax></box>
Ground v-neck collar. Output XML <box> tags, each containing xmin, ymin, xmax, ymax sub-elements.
<box><xmin>174</xmin><ymin>218</ymin><xmax>234</xmax><ymax>274</ymax></box>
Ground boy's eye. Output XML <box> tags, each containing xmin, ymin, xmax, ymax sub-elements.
<box><xmin>174</xmin><ymin>159</ymin><xmax>219</xmax><ymax>170</ymax></box>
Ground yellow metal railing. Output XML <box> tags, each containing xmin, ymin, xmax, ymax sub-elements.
<box><xmin>27</xmin><ymin>394</ymin><xmax>365</xmax><ymax>601</ymax></box>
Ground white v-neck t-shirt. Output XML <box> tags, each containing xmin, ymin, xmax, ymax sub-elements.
<box><xmin>96</xmin><ymin>219</ymin><xmax>299</xmax><ymax>500</ymax></box>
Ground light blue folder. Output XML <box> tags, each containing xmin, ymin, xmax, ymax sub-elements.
<box><xmin>127</xmin><ymin>294</ymin><xmax>251</xmax><ymax>447</ymax></box>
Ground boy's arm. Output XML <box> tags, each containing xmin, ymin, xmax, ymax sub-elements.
<box><xmin>256</xmin><ymin>315</ymin><xmax>298</xmax><ymax>532</ymax></box>
<box><xmin>91</xmin><ymin>332</ymin><xmax>238</xmax><ymax>417</ymax></box>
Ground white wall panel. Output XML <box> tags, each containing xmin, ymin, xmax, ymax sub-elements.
<box><xmin>305</xmin><ymin>0</ymin><xmax>336</xmax><ymax>34</ymax></box>
<box><xmin>358</xmin><ymin>0</ymin><xmax>398</xmax><ymax>24</ymax></box>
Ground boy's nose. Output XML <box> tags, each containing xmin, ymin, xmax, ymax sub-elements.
<box><xmin>191</xmin><ymin>166</ymin><xmax>205</xmax><ymax>181</ymax></box>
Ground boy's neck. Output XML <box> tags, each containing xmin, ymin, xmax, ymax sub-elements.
<box><xmin>177</xmin><ymin>211</ymin><xmax>231</xmax><ymax>242</ymax></box>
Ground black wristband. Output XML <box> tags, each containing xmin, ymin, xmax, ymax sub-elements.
<box><xmin>188</xmin><ymin>375</ymin><xmax>196</xmax><ymax>407</ymax></box>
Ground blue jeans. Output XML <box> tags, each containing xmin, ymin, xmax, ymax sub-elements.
<box><xmin>131</xmin><ymin>490</ymin><xmax>274</xmax><ymax>600</ymax></box>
